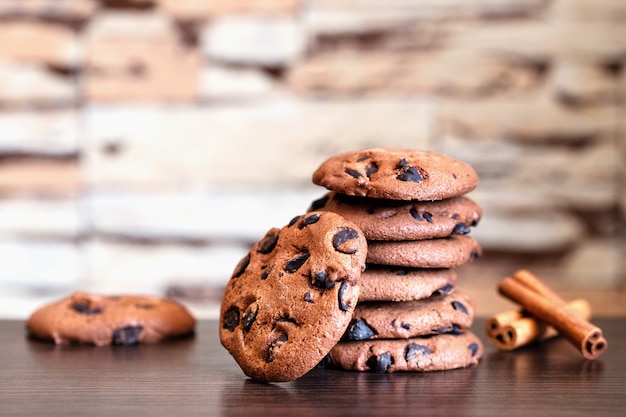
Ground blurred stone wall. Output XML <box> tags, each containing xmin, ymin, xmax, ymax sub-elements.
<box><xmin>0</xmin><ymin>0</ymin><xmax>624</xmax><ymax>318</ymax></box>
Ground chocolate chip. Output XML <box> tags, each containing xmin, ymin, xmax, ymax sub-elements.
<box><xmin>406</xmin><ymin>343</ymin><xmax>431</xmax><ymax>360</ymax></box>
<box><xmin>71</xmin><ymin>303</ymin><xmax>103</xmax><ymax>316</ymax></box>
<box><xmin>288</xmin><ymin>215</ymin><xmax>301</xmax><ymax>227</ymax></box>
<box><xmin>242</xmin><ymin>303</ymin><xmax>258</xmax><ymax>333</ymax></box>
<box><xmin>365</xmin><ymin>162</ymin><xmax>378</xmax><ymax>178</ymax></box>
<box><xmin>345</xmin><ymin>168</ymin><xmax>362</xmax><ymax>179</ymax></box>
<box><xmin>260</xmin><ymin>264</ymin><xmax>274</xmax><ymax>280</ymax></box>
<box><xmin>312</xmin><ymin>270</ymin><xmax>334</xmax><ymax>289</ymax></box>
<box><xmin>393</xmin><ymin>268</ymin><xmax>408</xmax><ymax>276</ymax></box>
<box><xmin>452</xmin><ymin>222</ymin><xmax>470</xmax><ymax>235</ymax></box>
<box><xmin>299</xmin><ymin>213</ymin><xmax>321</xmax><ymax>229</ymax></box>
<box><xmin>396</xmin><ymin>161</ymin><xmax>424</xmax><ymax>183</ymax></box>
<box><xmin>451</xmin><ymin>213</ymin><xmax>459</xmax><ymax>219</ymax></box>
<box><xmin>265</xmin><ymin>334</ymin><xmax>288</xmax><ymax>363</ymax></box>
<box><xmin>396</xmin><ymin>158</ymin><xmax>409</xmax><ymax>169</ymax></box>
<box><xmin>232</xmin><ymin>254</ymin><xmax>250</xmax><ymax>278</ymax></box>
<box><xmin>366</xmin><ymin>352</ymin><xmax>393</xmax><ymax>372</ymax></box>
<box><xmin>304</xmin><ymin>292</ymin><xmax>313</xmax><ymax>303</ymax></box>
<box><xmin>433</xmin><ymin>283</ymin><xmax>454</xmax><ymax>296</ymax></box>
<box><xmin>223</xmin><ymin>307</ymin><xmax>240</xmax><ymax>332</ymax></box>
<box><xmin>338</xmin><ymin>282</ymin><xmax>351</xmax><ymax>311</ymax></box>
<box><xmin>257</xmin><ymin>233</ymin><xmax>279</xmax><ymax>254</ymax></box>
<box><xmin>409</xmin><ymin>207</ymin><xmax>422</xmax><ymax>221</ymax></box>
<box><xmin>356</xmin><ymin>155</ymin><xmax>370</xmax><ymax>162</ymax></box>
<box><xmin>284</xmin><ymin>251</ymin><xmax>310</xmax><ymax>273</ymax></box>
<box><xmin>310</xmin><ymin>195</ymin><xmax>329</xmax><ymax>211</ymax></box>
<box><xmin>392</xmin><ymin>319</ymin><xmax>410</xmax><ymax>330</ymax></box>
<box><xmin>422</xmin><ymin>212</ymin><xmax>433</xmax><ymax>223</ymax></box>
<box><xmin>332</xmin><ymin>228</ymin><xmax>361</xmax><ymax>254</ymax></box>
<box><xmin>112</xmin><ymin>326</ymin><xmax>143</xmax><ymax>345</ymax></box>
<box><xmin>344</xmin><ymin>318</ymin><xmax>375</xmax><ymax>340</ymax></box>
<box><xmin>433</xmin><ymin>324</ymin><xmax>462</xmax><ymax>334</ymax></box>
<box><xmin>468</xmin><ymin>342</ymin><xmax>479</xmax><ymax>357</ymax></box>
<box><xmin>451</xmin><ymin>301</ymin><xmax>469</xmax><ymax>315</ymax></box>
<box><xmin>316</xmin><ymin>354</ymin><xmax>332</xmax><ymax>369</ymax></box>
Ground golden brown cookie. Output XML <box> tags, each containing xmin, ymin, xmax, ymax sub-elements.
<box><xmin>312</xmin><ymin>148</ymin><xmax>479</xmax><ymax>201</ymax></box>
<box><xmin>219</xmin><ymin>211</ymin><xmax>367</xmax><ymax>382</ymax></box>
<box><xmin>310</xmin><ymin>192</ymin><xmax>482</xmax><ymax>241</ymax></box>
<box><xmin>358</xmin><ymin>266</ymin><xmax>456</xmax><ymax>302</ymax></box>
<box><xmin>26</xmin><ymin>292</ymin><xmax>196</xmax><ymax>345</ymax></box>
<box><xmin>328</xmin><ymin>331</ymin><xmax>483</xmax><ymax>373</ymax></box>
<box><xmin>344</xmin><ymin>291</ymin><xmax>475</xmax><ymax>341</ymax></box>
<box><xmin>366</xmin><ymin>235</ymin><xmax>482</xmax><ymax>268</ymax></box>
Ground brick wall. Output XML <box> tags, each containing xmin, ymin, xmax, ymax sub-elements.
<box><xmin>0</xmin><ymin>0</ymin><xmax>624</xmax><ymax>318</ymax></box>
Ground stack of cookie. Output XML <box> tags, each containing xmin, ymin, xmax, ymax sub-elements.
<box><xmin>310</xmin><ymin>148</ymin><xmax>484</xmax><ymax>372</ymax></box>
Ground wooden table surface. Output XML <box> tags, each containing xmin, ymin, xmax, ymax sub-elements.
<box><xmin>1</xmin><ymin>318</ymin><xmax>624</xmax><ymax>417</ymax></box>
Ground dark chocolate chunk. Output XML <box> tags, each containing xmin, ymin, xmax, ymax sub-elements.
<box><xmin>365</xmin><ymin>162</ymin><xmax>378</xmax><ymax>178</ymax></box>
<box><xmin>284</xmin><ymin>251</ymin><xmax>310</xmax><ymax>273</ymax></box>
<box><xmin>345</xmin><ymin>168</ymin><xmax>362</xmax><ymax>179</ymax></box>
<box><xmin>406</xmin><ymin>343</ymin><xmax>431</xmax><ymax>360</ymax></box>
<box><xmin>309</xmin><ymin>195</ymin><xmax>329</xmax><ymax>211</ymax></box>
<box><xmin>433</xmin><ymin>283</ymin><xmax>454</xmax><ymax>296</ymax></box>
<box><xmin>304</xmin><ymin>292</ymin><xmax>313</xmax><ymax>303</ymax></box>
<box><xmin>265</xmin><ymin>334</ymin><xmax>288</xmax><ymax>363</ymax></box>
<box><xmin>452</xmin><ymin>222</ymin><xmax>470</xmax><ymax>235</ymax></box>
<box><xmin>356</xmin><ymin>155</ymin><xmax>370</xmax><ymax>162</ymax></box>
<box><xmin>260</xmin><ymin>264</ymin><xmax>274</xmax><ymax>280</ymax></box>
<box><xmin>451</xmin><ymin>301</ymin><xmax>469</xmax><ymax>315</ymax></box>
<box><xmin>312</xmin><ymin>270</ymin><xmax>335</xmax><ymax>289</ymax></box>
<box><xmin>232</xmin><ymin>254</ymin><xmax>250</xmax><ymax>278</ymax></box>
<box><xmin>316</xmin><ymin>354</ymin><xmax>332</xmax><ymax>369</ymax></box>
<box><xmin>112</xmin><ymin>325</ymin><xmax>143</xmax><ymax>345</ymax></box>
<box><xmin>396</xmin><ymin>158</ymin><xmax>409</xmax><ymax>169</ymax></box>
<box><xmin>393</xmin><ymin>268</ymin><xmax>408</xmax><ymax>276</ymax></box>
<box><xmin>257</xmin><ymin>232</ymin><xmax>279</xmax><ymax>254</ymax></box>
<box><xmin>242</xmin><ymin>303</ymin><xmax>258</xmax><ymax>332</ymax></box>
<box><xmin>288</xmin><ymin>215</ymin><xmax>301</xmax><ymax>227</ymax></box>
<box><xmin>71</xmin><ymin>303</ymin><xmax>103</xmax><ymax>316</ymax></box>
<box><xmin>396</xmin><ymin>165</ymin><xmax>424</xmax><ymax>183</ymax></box>
<box><xmin>299</xmin><ymin>213</ymin><xmax>321</xmax><ymax>229</ymax></box>
<box><xmin>392</xmin><ymin>319</ymin><xmax>411</xmax><ymax>330</ymax></box>
<box><xmin>451</xmin><ymin>213</ymin><xmax>459</xmax><ymax>219</ymax></box>
<box><xmin>433</xmin><ymin>323</ymin><xmax>462</xmax><ymax>334</ymax></box>
<box><xmin>468</xmin><ymin>342</ymin><xmax>479</xmax><ymax>357</ymax></box>
<box><xmin>366</xmin><ymin>352</ymin><xmax>393</xmax><ymax>372</ymax></box>
<box><xmin>409</xmin><ymin>207</ymin><xmax>422</xmax><ymax>221</ymax></box>
<box><xmin>332</xmin><ymin>228</ymin><xmax>361</xmax><ymax>254</ymax></box>
<box><xmin>223</xmin><ymin>307</ymin><xmax>240</xmax><ymax>332</ymax></box>
<box><xmin>338</xmin><ymin>282</ymin><xmax>351</xmax><ymax>311</ymax></box>
<box><xmin>344</xmin><ymin>318</ymin><xmax>376</xmax><ymax>340</ymax></box>
<box><xmin>422</xmin><ymin>212</ymin><xmax>433</xmax><ymax>223</ymax></box>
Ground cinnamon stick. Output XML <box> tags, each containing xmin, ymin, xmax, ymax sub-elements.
<box><xmin>486</xmin><ymin>299</ymin><xmax>591</xmax><ymax>351</ymax></box>
<box><xmin>498</xmin><ymin>276</ymin><xmax>607</xmax><ymax>359</ymax></box>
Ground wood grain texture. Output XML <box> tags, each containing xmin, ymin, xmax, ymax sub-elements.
<box><xmin>0</xmin><ymin>319</ymin><xmax>624</xmax><ymax>417</ymax></box>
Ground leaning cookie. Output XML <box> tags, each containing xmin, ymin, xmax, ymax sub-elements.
<box><xmin>26</xmin><ymin>292</ymin><xmax>196</xmax><ymax>346</ymax></box>
<box><xmin>359</xmin><ymin>266</ymin><xmax>456</xmax><ymax>302</ymax></box>
<box><xmin>344</xmin><ymin>291</ymin><xmax>475</xmax><ymax>341</ymax></box>
<box><xmin>312</xmin><ymin>148</ymin><xmax>479</xmax><ymax>201</ymax></box>
<box><xmin>328</xmin><ymin>331</ymin><xmax>483</xmax><ymax>373</ymax></box>
<box><xmin>310</xmin><ymin>192</ymin><xmax>482</xmax><ymax>241</ymax></box>
<box><xmin>219</xmin><ymin>211</ymin><xmax>367</xmax><ymax>382</ymax></box>
<box><xmin>366</xmin><ymin>235</ymin><xmax>481</xmax><ymax>268</ymax></box>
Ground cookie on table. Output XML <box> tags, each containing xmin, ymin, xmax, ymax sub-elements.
<box><xmin>366</xmin><ymin>235</ymin><xmax>482</xmax><ymax>268</ymax></box>
<box><xmin>359</xmin><ymin>266</ymin><xmax>457</xmax><ymax>302</ymax></box>
<box><xmin>310</xmin><ymin>192</ymin><xmax>482</xmax><ymax>241</ymax></box>
<box><xmin>219</xmin><ymin>211</ymin><xmax>367</xmax><ymax>382</ymax></box>
<box><xmin>344</xmin><ymin>291</ymin><xmax>475</xmax><ymax>341</ymax></box>
<box><xmin>328</xmin><ymin>331</ymin><xmax>483</xmax><ymax>373</ymax></box>
<box><xmin>26</xmin><ymin>292</ymin><xmax>196</xmax><ymax>346</ymax></box>
<box><xmin>312</xmin><ymin>148</ymin><xmax>479</xmax><ymax>201</ymax></box>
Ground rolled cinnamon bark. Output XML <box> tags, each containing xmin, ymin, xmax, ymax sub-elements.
<box><xmin>486</xmin><ymin>299</ymin><xmax>591</xmax><ymax>351</ymax></box>
<box><xmin>498</xmin><ymin>277</ymin><xmax>607</xmax><ymax>359</ymax></box>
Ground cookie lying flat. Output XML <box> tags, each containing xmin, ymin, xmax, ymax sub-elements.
<box><xmin>310</xmin><ymin>192</ymin><xmax>482</xmax><ymax>241</ymax></box>
<box><xmin>329</xmin><ymin>331</ymin><xmax>483</xmax><ymax>373</ymax></box>
<box><xmin>344</xmin><ymin>291</ymin><xmax>475</xmax><ymax>341</ymax></box>
<box><xmin>366</xmin><ymin>235</ymin><xmax>482</xmax><ymax>268</ymax></box>
<box><xmin>312</xmin><ymin>148</ymin><xmax>479</xmax><ymax>201</ymax></box>
<box><xmin>26</xmin><ymin>292</ymin><xmax>196</xmax><ymax>346</ymax></box>
<box><xmin>219</xmin><ymin>211</ymin><xmax>367</xmax><ymax>382</ymax></box>
<box><xmin>359</xmin><ymin>266</ymin><xmax>456</xmax><ymax>302</ymax></box>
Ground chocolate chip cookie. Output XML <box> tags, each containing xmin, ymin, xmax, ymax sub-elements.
<box><xmin>366</xmin><ymin>235</ymin><xmax>482</xmax><ymax>268</ymax></box>
<box><xmin>219</xmin><ymin>211</ymin><xmax>367</xmax><ymax>382</ymax></box>
<box><xmin>26</xmin><ymin>292</ymin><xmax>196</xmax><ymax>345</ymax></box>
<box><xmin>310</xmin><ymin>192</ymin><xmax>482</xmax><ymax>241</ymax></box>
<box><xmin>359</xmin><ymin>266</ymin><xmax>457</xmax><ymax>302</ymax></box>
<box><xmin>343</xmin><ymin>291</ymin><xmax>475</xmax><ymax>341</ymax></box>
<box><xmin>329</xmin><ymin>331</ymin><xmax>483</xmax><ymax>373</ymax></box>
<box><xmin>312</xmin><ymin>148</ymin><xmax>479</xmax><ymax>201</ymax></box>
